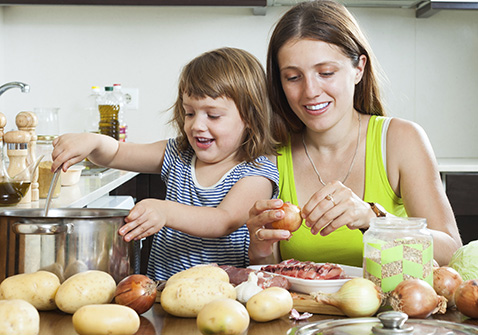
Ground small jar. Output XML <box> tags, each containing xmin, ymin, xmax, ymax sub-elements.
<box><xmin>37</xmin><ymin>135</ymin><xmax>61</xmax><ymax>199</ymax></box>
<box><xmin>363</xmin><ymin>217</ymin><xmax>433</xmax><ymax>294</ymax></box>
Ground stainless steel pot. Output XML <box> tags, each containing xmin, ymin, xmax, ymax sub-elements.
<box><xmin>0</xmin><ymin>208</ymin><xmax>140</xmax><ymax>283</ymax></box>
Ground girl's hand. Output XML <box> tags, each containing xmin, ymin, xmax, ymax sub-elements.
<box><xmin>246</xmin><ymin>199</ymin><xmax>292</xmax><ymax>263</ymax></box>
<box><xmin>119</xmin><ymin>199</ymin><xmax>167</xmax><ymax>242</ymax></box>
<box><xmin>301</xmin><ymin>180</ymin><xmax>375</xmax><ymax>235</ymax></box>
<box><xmin>51</xmin><ymin>133</ymin><xmax>98</xmax><ymax>172</ymax></box>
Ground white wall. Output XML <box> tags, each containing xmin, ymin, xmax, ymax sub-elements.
<box><xmin>0</xmin><ymin>4</ymin><xmax>477</xmax><ymax>159</ymax></box>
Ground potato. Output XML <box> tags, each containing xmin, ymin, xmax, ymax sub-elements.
<box><xmin>0</xmin><ymin>271</ymin><xmax>60</xmax><ymax>310</ymax></box>
<box><xmin>55</xmin><ymin>270</ymin><xmax>116</xmax><ymax>314</ymax></box>
<box><xmin>166</xmin><ymin>265</ymin><xmax>229</xmax><ymax>287</ymax></box>
<box><xmin>161</xmin><ymin>277</ymin><xmax>236</xmax><ymax>317</ymax></box>
<box><xmin>246</xmin><ymin>287</ymin><xmax>293</xmax><ymax>322</ymax></box>
<box><xmin>0</xmin><ymin>299</ymin><xmax>40</xmax><ymax>335</ymax></box>
<box><xmin>72</xmin><ymin>304</ymin><xmax>140</xmax><ymax>335</ymax></box>
<box><xmin>197</xmin><ymin>298</ymin><xmax>250</xmax><ymax>335</ymax></box>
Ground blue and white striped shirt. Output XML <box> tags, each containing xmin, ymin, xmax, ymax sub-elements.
<box><xmin>146</xmin><ymin>138</ymin><xmax>279</xmax><ymax>280</ymax></box>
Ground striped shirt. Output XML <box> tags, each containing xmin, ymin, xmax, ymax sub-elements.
<box><xmin>147</xmin><ymin>138</ymin><xmax>279</xmax><ymax>280</ymax></box>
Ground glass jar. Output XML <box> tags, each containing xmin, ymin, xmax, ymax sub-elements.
<box><xmin>36</xmin><ymin>135</ymin><xmax>61</xmax><ymax>199</ymax></box>
<box><xmin>363</xmin><ymin>217</ymin><xmax>433</xmax><ymax>294</ymax></box>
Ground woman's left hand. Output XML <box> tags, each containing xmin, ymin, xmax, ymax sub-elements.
<box><xmin>301</xmin><ymin>180</ymin><xmax>374</xmax><ymax>235</ymax></box>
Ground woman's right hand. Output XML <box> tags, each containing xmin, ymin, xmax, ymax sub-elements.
<box><xmin>246</xmin><ymin>199</ymin><xmax>292</xmax><ymax>264</ymax></box>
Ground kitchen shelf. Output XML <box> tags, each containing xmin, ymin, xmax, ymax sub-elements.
<box><xmin>0</xmin><ymin>0</ymin><xmax>266</xmax><ymax>5</ymax></box>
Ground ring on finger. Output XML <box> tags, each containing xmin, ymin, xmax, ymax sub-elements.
<box><xmin>255</xmin><ymin>228</ymin><xmax>264</xmax><ymax>241</ymax></box>
<box><xmin>325</xmin><ymin>194</ymin><xmax>336</xmax><ymax>206</ymax></box>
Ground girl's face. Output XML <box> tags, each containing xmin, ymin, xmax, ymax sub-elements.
<box><xmin>277</xmin><ymin>38</ymin><xmax>365</xmax><ymax>131</ymax></box>
<box><xmin>182</xmin><ymin>94</ymin><xmax>246</xmax><ymax>165</ymax></box>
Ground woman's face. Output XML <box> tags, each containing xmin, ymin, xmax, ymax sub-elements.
<box><xmin>182</xmin><ymin>94</ymin><xmax>246</xmax><ymax>165</ymax></box>
<box><xmin>277</xmin><ymin>38</ymin><xmax>365</xmax><ymax>131</ymax></box>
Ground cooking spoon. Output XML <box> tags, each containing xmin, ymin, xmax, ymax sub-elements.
<box><xmin>43</xmin><ymin>167</ymin><xmax>61</xmax><ymax>217</ymax></box>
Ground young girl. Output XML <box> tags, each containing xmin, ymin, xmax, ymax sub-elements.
<box><xmin>52</xmin><ymin>47</ymin><xmax>279</xmax><ymax>280</ymax></box>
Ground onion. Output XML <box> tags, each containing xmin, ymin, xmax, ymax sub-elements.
<box><xmin>114</xmin><ymin>274</ymin><xmax>158</xmax><ymax>314</ymax></box>
<box><xmin>390</xmin><ymin>278</ymin><xmax>447</xmax><ymax>318</ymax></box>
<box><xmin>454</xmin><ymin>279</ymin><xmax>478</xmax><ymax>318</ymax></box>
<box><xmin>433</xmin><ymin>266</ymin><xmax>463</xmax><ymax>308</ymax></box>
<box><xmin>271</xmin><ymin>202</ymin><xmax>302</xmax><ymax>232</ymax></box>
<box><xmin>311</xmin><ymin>277</ymin><xmax>383</xmax><ymax>317</ymax></box>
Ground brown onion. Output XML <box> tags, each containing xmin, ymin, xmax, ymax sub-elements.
<box><xmin>390</xmin><ymin>278</ymin><xmax>447</xmax><ymax>318</ymax></box>
<box><xmin>312</xmin><ymin>277</ymin><xmax>383</xmax><ymax>317</ymax></box>
<box><xmin>115</xmin><ymin>274</ymin><xmax>157</xmax><ymax>314</ymax></box>
<box><xmin>454</xmin><ymin>279</ymin><xmax>478</xmax><ymax>318</ymax></box>
<box><xmin>271</xmin><ymin>202</ymin><xmax>302</xmax><ymax>232</ymax></box>
<box><xmin>433</xmin><ymin>266</ymin><xmax>463</xmax><ymax>308</ymax></box>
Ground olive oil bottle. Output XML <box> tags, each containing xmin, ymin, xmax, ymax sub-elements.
<box><xmin>98</xmin><ymin>86</ymin><xmax>120</xmax><ymax>140</ymax></box>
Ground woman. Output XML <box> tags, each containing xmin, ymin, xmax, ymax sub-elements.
<box><xmin>247</xmin><ymin>0</ymin><xmax>461</xmax><ymax>267</ymax></box>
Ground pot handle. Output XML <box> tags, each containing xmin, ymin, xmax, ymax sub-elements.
<box><xmin>12</xmin><ymin>222</ymin><xmax>73</xmax><ymax>235</ymax></box>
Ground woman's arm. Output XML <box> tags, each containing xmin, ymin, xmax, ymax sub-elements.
<box><xmin>386</xmin><ymin>118</ymin><xmax>462</xmax><ymax>265</ymax></box>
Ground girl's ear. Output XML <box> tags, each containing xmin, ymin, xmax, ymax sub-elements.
<box><xmin>354</xmin><ymin>54</ymin><xmax>367</xmax><ymax>85</ymax></box>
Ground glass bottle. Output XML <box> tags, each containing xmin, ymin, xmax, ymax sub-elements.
<box><xmin>363</xmin><ymin>217</ymin><xmax>433</xmax><ymax>294</ymax></box>
<box><xmin>84</xmin><ymin>86</ymin><xmax>102</xmax><ymax>133</ymax></box>
<box><xmin>37</xmin><ymin>135</ymin><xmax>61</xmax><ymax>199</ymax></box>
<box><xmin>113</xmin><ymin>83</ymin><xmax>127</xmax><ymax>142</ymax></box>
<box><xmin>98</xmin><ymin>86</ymin><xmax>120</xmax><ymax>140</ymax></box>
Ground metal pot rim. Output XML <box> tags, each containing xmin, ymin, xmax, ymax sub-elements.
<box><xmin>0</xmin><ymin>207</ymin><xmax>129</xmax><ymax>219</ymax></box>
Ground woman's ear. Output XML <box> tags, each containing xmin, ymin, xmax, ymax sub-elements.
<box><xmin>355</xmin><ymin>54</ymin><xmax>367</xmax><ymax>85</ymax></box>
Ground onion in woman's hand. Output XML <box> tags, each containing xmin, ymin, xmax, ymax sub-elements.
<box><xmin>390</xmin><ymin>278</ymin><xmax>447</xmax><ymax>318</ymax></box>
<box><xmin>454</xmin><ymin>279</ymin><xmax>478</xmax><ymax>318</ymax></box>
<box><xmin>114</xmin><ymin>274</ymin><xmax>157</xmax><ymax>314</ymax></box>
<box><xmin>433</xmin><ymin>266</ymin><xmax>463</xmax><ymax>308</ymax></box>
<box><xmin>271</xmin><ymin>202</ymin><xmax>302</xmax><ymax>232</ymax></box>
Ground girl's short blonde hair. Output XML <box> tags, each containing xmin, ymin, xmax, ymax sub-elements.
<box><xmin>171</xmin><ymin>47</ymin><xmax>276</xmax><ymax>162</ymax></box>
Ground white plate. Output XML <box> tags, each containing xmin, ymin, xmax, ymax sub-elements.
<box><xmin>249</xmin><ymin>263</ymin><xmax>363</xmax><ymax>294</ymax></box>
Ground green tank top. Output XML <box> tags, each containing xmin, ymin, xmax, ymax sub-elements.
<box><xmin>277</xmin><ymin>115</ymin><xmax>406</xmax><ymax>267</ymax></box>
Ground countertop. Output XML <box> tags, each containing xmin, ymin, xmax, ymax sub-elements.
<box><xmin>437</xmin><ymin>158</ymin><xmax>478</xmax><ymax>173</ymax></box>
<box><xmin>2</xmin><ymin>168</ymin><xmax>139</xmax><ymax>210</ymax></box>
<box><xmin>37</xmin><ymin>303</ymin><xmax>478</xmax><ymax>335</ymax></box>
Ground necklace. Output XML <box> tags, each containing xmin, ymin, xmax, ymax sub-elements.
<box><xmin>302</xmin><ymin>113</ymin><xmax>362</xmax><ymax>186</ymax></box>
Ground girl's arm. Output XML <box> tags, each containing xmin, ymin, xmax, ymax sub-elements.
<box><xmin>52</xmin><ymin>133</ymin><xmax>166</xmax><ymax>174</ymax></box>
<box><xmin>386</xmin><ymin>118</ymin><xmax>462</xmax><ymax>265</ymax></box>
<box><xmin>120</xmin><ymin>175</ymin><xmax>275</xmax><ymax>242</ymax></box>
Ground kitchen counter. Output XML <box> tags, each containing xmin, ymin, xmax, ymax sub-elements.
<box><xmin>437</xmin><ymin>158</ymin><xmax>478</xmax><ymax>173</ymax></box>
<box><xmin>2</xmin><ymin>168</ymin><xmax>139</xmax><ymax>210</ymax></box>
<box><xmin>37</xmin><ymin>303</ymin><xmax>478</xmax><ymax>335</ymax></box>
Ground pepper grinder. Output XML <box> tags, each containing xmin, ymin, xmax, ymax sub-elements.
<box><xmin>4</xmin><ymin>130</ymin><xmax>32</xmax><ymax>203</ymax></box>
<box><xmin>16</xmin><ymin>111</ymin><xmax>39</xmax><ymax>201</ymax></box>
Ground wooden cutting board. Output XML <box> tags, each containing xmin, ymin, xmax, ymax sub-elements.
<box><xmin>156</xmin><ymin>288</ymin><xmax>344</xmax><ymax>316</ymax></box>
<box><xmin>292</xmin><ymin>292</ymin><xmax>345</xmax><ymax>316</ymax></box>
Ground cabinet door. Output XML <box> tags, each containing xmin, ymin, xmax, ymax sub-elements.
<box><xmin>445</xmin><ymin>173</ymin><xmax>478</xmax><ymax>244</ymax></box>
<box><xmin>446</xmin><ymin>173</ymin><xmax>478</xmax><ymax>216</ymax></box>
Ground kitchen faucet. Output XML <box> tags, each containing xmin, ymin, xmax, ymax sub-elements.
<box><xmin>0</xmin><ymin>81</ymin><xmax>30</xmax><ymax>96</ymax></box>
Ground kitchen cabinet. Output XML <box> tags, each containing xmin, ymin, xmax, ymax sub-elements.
<box><xmin>444</xmin><ymin>172</ymin><xmax>478</xmax><ymax>245</ymax></box>
<box><xmin>0</xmin><ymin>0</ymin><xmax>266</xmax><ymax>5</ymax></box>
<box><xmin>110</xmin><ymin>173</ymin><xmax>166</xmax><ymax>274</ymax></box>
